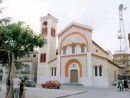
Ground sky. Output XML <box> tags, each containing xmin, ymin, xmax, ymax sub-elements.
<box><xmin>1</xmin><ymin>0</ymin><xmax>130</xmax><ymax>54</ymax></box>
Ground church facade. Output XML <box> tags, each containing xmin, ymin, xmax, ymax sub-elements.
<box><xmin>37</xmin><ymin>14</ymin><xmax>120</xmax><ymax>86</ymax></box>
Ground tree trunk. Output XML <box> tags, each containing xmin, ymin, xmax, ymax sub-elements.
<box><xmin>5</xmin><ymin>52</ymin><xmax>15</xmax><ymax>98</ymax></box>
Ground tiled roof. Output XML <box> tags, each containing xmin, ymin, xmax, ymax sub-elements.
<box><xmin>57</xmin><ymin>22</ymin><xmax>93</xmax><ymax>37</ymax></box>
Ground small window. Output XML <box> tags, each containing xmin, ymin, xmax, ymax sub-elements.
<box><xmin>43</xmin><ymin>53</ymin><xmax>46</xmax><ymax>62</ymax></box>
<box><xmin>42</xmin><ymin>27</ymin><xmax>47</xmax><ymax>36</ymax></box>
<box><xmin>53</xmin><ymin>29</ymin><xmax>55</xmax><ymax>37</ymax></box>
<box><xmin>96</xmin><ymin>49</ymin><xmax>98</xmax><ymax>52</ymax></box>
<box><xmin>40</xmin><ymin>53</ymin><xmax>46</xmax><ymax>62</ymax></box>
<box><xmin>51</xmin><ymin>67</ymin><xmax>56</xmax><ymax>76</ymax></box>
<box><xmin>81</xmin><ymin>44</ymin><xmax>85</xmax><ymax>53</ymax></box>
<box><xmin>99</xmin><ymin>66</ymin><xmax>102</xmax><ymax>76</ymax></box>
<box><xmin>45</xmin><ymin>27</ymin><xmax>47</xmax><ymax>35</ymax></box>
<box><xmin>42</xmin><ymin>21</ymin><xmax>48</xmax><ymax>36</ymax></box>
<box><xmin>51</xmin><ymin>28</ymin><xmax>56</xmax><ymax>37</ymax></box>
<box><xmin>95</xmin><ymin>66</ymin><xmax>98</xmax><ymax>76</ymax></box>
<box><xmin>40</xmin><ymin>54</ymin><xmax>43</xmax><ymax>62</ymax></box>
<box><xmin>54</xmin><ymin>67</ymin><xmax>56</xmax><ymax>76</ymax></box>
<box><xmin>72</xmin><ymin>44</ymin><xmax>75</xmax><ymax>54</ymax></box>
<box><xmin>43</xmin><ymin>21</ymin><xmax>47</xmax><ymax>26</ymax></box>
<box><xmin>63</xmin><ymin>47</ymin><xmax>66</xmax><ymax>55</ymax></box>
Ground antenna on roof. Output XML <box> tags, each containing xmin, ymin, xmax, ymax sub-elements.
<box><xmin>116</xmin><ymin>4</ymin><xmax>127</xmax><ymax>53</ymax></box>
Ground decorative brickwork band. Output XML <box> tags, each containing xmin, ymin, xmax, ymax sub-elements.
<box><xmin>65</xmin><ymin>59</ymin><xmax>82</xmax><ymax>77</ymax></box>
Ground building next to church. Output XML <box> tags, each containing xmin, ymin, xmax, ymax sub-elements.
<box><xmin>113</xmin><ymin>53</ymin><xmax>130</xmax><ymax>76</ymax></box>
<box><xmin>14</xmin><ymin>51</ymin><xmax>38</xmax><ymax>81</ymax></box>
<box><xmin>37</xmin><ymin>14</ymin><xmax>120</xmax><ymax>86</ymax></box>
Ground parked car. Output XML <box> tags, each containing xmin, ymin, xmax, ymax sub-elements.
<box><xmin>25</xmin><ymin>80</ymin><xmax>36</xmax><ymax>87</ymax></box>
<box><xmin>41</xmin><ymin>80</ymin><xmax>61</xmax><ymax>89</ymax></box>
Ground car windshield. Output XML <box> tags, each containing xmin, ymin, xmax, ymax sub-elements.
<box><xmin>46</xmin><ymin>81</ymin><xmax>51</xmax><ymax>83</ymax></box>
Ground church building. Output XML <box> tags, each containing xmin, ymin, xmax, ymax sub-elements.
<box><xmin>37</xmin><ymin>14</ymin><xmax>120</xmax><ymax>86</ymax></box>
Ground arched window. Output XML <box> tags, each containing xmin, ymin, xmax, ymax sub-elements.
<box><xmin>54</xmin><ymin>67</ymin><xmax>56</xmax><ymax>76</ymax></box>
<box><xmin>99</xmin><ymin>66</ymin><xmax>102</xmax><ymax>76</ymax></box>
<box><xmin>51</xmin><ymin>28</ymin><xmax>55</xmax><ymax>37</ymax></box>
<box><xmin>42</xmin><ymin>21</ymin><xmax>48</xmax><ymax>36</ymax></box>
<box><xmin>81</xmin><ymin>44</ymin><xmax>85</xmax><ymax>53</ymax></box>
<box><xmin>40</xmin><ymin>53</ymin><xmax>46</xmax><ymax>62</ymax></box>
<box><xmin>43</xmin><ymin>21</ymin><xmax>47</xmax><ymax>26</ymax></box>
<box><xmin>51</xmin><ymin>67</ymin><xmax>57</xmax><ymax>76</ymax></box>
<box><xmin>45</xmin><ymin>27</ymin><xmax>47</xmax><ymax>35</ymax></box>
<box><xmin>72</xmin><ymin>44</ymin><xmax>75</xmax><ymax>54</ymax></box>
<box><xmin>95</xmin><ymin>66</ymin><xmax>98</xmax><ymax>76</ymax></box>
<box><xmin>53</xmin><ymin>29</ymin><xmax>55</xmax><ymax>37</ymax></box>
<box><xmin>63</xmin><ymin>47</ymin><xmax>66</xmax><ymax>55</ymax></box>
<box><xmin>51</xmin><ymin>67</ymin><xmax>53</xmax><ymax>76</ymax></box>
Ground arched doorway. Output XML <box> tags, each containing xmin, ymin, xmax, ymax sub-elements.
<box><xmin>65</xmin><ymin>59</ymin><xmax>82</xmax><ymax>84</ymax></box>
<box><xmin>65</xmin><ymin>59</ymin><xmax>82</xmax><ymax>77</ymax></box>
<box><xmin>70</xmin><ymin>69</ymin><xmax>78</xmax><ymax>83</ymax></box>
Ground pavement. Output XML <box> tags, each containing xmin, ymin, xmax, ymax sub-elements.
<box><xmin>0</xmin><ymin>83</ymin><xmax>130</xmax><ymax>98</ymax></box>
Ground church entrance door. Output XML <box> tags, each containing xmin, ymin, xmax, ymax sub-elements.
<box><xmin>70</xmin><ymin>70</ymin><xmax>78</xmax><ymax>83</ymax></box>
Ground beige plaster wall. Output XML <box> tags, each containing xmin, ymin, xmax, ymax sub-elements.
<box><xmin>107</xmin><ymin>61</ymin><xmax>120</xmax><ymax>85</ymax></box>
<box><xmin>37</xmin><ymin>66</ymin><xmax>46</xmax><ymax>76</ymax></box>
<box><xmin>92</xmin><ymin>56</ymin><xmax>110</xmax><ymax>86</ymax></box>
<box><xmin>49</xmin><ymin>39</ymin><xmax>56</xmax><ymax>60</ymax></box>
<box><xmin>92</xmin><ymin>55</ymin><xmax>120</xmax><ymax>86</ymax></box>
<box><xmin>92</xmin><ymin>56</ymin><xmax>108</xmax><ymax>77</ymax></box>
<box><xmin>48</xmin><ymin>59</ymin><xmax>57</xmax><ymax>76</ymax></box>
<box><xmin>92</xmin><ymin>42</ymin><xmax>108</xmax><ymax>58</ymax></box>
<box><xmin>58</xmin><ymin>26</ymin><xmax>92</xmax><ymax>54</ymax></box>
<box><xmin>60</xmin><ymin>54</ymin><xmax>87</xmax><ymax>77</ymax></box>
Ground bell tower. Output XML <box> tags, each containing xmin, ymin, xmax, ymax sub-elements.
<box><xmin>37</xmin><ymin>14</ymin><xmax>58</xmax><ymax>83</ymax></box>
<box><xmin>41</xmin><ymin>14</ymin><xmax>58</xmax><ymax>60</ymax></box>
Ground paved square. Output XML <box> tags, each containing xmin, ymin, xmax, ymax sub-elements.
<box><xmin>1</xmin><ymin>84</ymin><xmax>130</xmax><ymax>98</ymax></box>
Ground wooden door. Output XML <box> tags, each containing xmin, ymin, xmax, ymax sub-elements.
<box><xmin>70</xmin><ymin>70</ymin><xmax>78</xmax><ymax>83</ymax></box>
